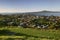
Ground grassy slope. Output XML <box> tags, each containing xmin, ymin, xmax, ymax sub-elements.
<box><xmin>0</xmin><ymin>27</ymin><xmax>60</xmax><ymax>40</ymax></box>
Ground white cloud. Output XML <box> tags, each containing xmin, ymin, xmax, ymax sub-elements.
<box><xmin>0</xmin><ymin>8</ymin><xmax>60</xmax><ymax>13</ymax></box>
<box><xmin>0</xmin><ymin>8</ymin><xmax>42</xmax><ymax>13</ymax></box>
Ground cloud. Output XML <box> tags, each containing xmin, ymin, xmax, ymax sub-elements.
<box><xmin>0</xmin><ymin>8</ymin><xmax>60</xmax><ymax>13</ymax></box>
<box><xmin>0</xmin><ymin>8</ymin><xmax>18</xmax><ymax>12</ymax></box>
<box><xmin>0</xmin><ymin>8</ymin><xmax>41</xmax><ymax>13</ymax></box>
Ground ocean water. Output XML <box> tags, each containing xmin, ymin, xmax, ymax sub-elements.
<box><xmin>34</xmin><ymin>13</ymin><xmax>60</xmax><ymax>16</ymax></box>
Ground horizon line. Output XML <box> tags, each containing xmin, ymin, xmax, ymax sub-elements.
<box><xmin>0</xmin><ymin>10</ymin><xmax>60</xmax><ymax>13</ymax></box>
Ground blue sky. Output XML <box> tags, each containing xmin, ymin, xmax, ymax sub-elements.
<box><xmin>0</xmin><ymin>0</ymin><xmax>60</xmax><ymax>13</ymax></box>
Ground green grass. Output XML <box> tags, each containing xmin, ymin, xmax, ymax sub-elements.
<box><xmin>0</xmin><ymin>27</ymin><xmax>60</xmax><ymax>40</ymax></box>
<box><xmin>0</xmin><ymin>36</ymin><xmax>26</xmax><ymax>38</ymax></box>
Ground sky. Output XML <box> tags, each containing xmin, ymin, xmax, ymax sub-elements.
<box><xmin>0</xmin><ymin>0</ymin><xmax>60</xmax><ymax>13</ymax></box>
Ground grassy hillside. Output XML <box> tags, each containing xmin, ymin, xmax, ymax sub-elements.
<box><xmin>0</xmin><ymin>27</ymin><xmax>60</xmax><ymax>40</ymax></box>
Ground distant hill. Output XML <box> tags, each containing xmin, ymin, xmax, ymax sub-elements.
<box><xmin>40</xmin><ymin>10</ymin><xmax>60</xmax><ymax>13</ymax></box>
<box><xmin>29</xmin><ymin>10</ymin><xmax>60</xmax><ymax>13</ymax></box>
<box><xmin>0</xmin><ymin>10</ymin><xmax>60</xmax><ymax>15</ymax></box>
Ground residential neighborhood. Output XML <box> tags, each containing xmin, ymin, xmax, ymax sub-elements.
<box><xmin>0</xmin><ymin>14</ymin><xmax>60</xmax><ymax>29</ymax></box>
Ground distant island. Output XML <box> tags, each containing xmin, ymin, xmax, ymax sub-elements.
<box><xmin>0</xmin><ymin>10</ymin><xmax>60</xmax><ymax>15</ymax></box>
